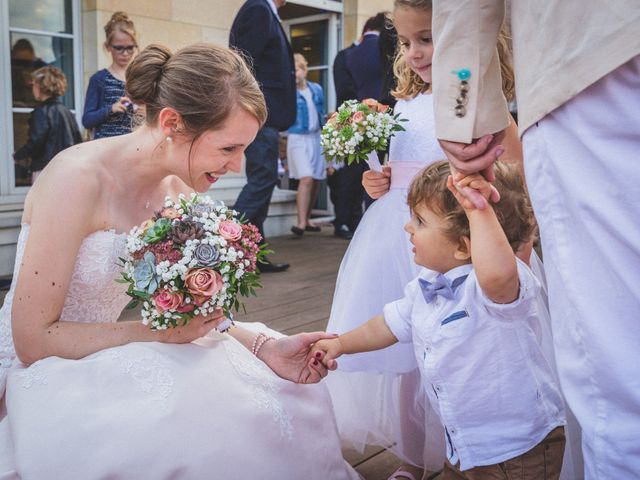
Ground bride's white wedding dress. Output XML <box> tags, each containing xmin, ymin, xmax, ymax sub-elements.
<box><xmin>0</xmin><ymin>225</ymin><xmax>359</xmax><ymax>479</ymax></box>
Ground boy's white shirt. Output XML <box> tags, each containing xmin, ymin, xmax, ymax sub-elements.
<box><xmin>383</xmin><ymin>259</ymin><xmax>565</xmax><ymax>470</ymax></box>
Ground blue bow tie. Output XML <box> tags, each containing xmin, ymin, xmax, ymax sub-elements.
<box><xmin>419</xmin><ymin>274</ymin><xmax>468</xmax><ymax>304</ymax></box>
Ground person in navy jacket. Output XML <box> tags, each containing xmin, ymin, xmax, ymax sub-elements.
<box><xmin>230</xmin><ymin>0</ymin><xmax>296</xmax><ymax>273</ymax></box>
<box><xmin>346</xmin><ymin>13</ymin><xmax>385</xmax><ymax>101</ymax></box>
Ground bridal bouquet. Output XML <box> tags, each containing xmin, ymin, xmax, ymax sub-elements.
<box><xmin>119</xmin><ymin>194</ymin><xmax>266</xmax><ymax>330</ymax></box>
<box><xmin>321</xmin><ymin>98</ymin><xmax>405</xmax><ymax>172</ymax></box>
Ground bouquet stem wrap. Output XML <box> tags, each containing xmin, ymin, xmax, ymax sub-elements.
<box><xmin>366</xmin><ymin>151</ymin><xmax>383</xmax><ymax>173</ymax></box>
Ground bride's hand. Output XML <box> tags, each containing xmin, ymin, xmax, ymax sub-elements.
<box><xmin>258</xmin><ymin>332</ymin><xmax>339</xmax><ymax>384</ymax></box>
<box><xmin>159</xmin><ymin>309</ymin><xmax>226</xmax><ymax>344</ymax></box>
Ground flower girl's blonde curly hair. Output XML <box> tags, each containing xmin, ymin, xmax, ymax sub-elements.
<box><xmin>391</xmin><ymin>0</ymin><xmax>515</xmax><ymax>102</ymax></box>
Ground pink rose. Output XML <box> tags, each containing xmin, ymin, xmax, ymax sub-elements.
<box><xmin>327</xmin><ymin>112</ymin><xmax>338</xmax><ymax>125</ymax></box>
<box><xmin>218</xmin><ymin>220</ymin><xmax>242</xmax><ymax>241</ymax></box>
<box><xmin>184</xmin><ymin>268</ymin><xmax>224</xmax><ymax>305</ymax></box>
<box><xmin>154</xmin><ymin>289</ymin><xmax>189</xmax><ymax>313</ymax></box>
<box><xmin>362</xmin><ymin>98</ymin><xmax>379</xmax><ymax>109</ymax></box>
<box><xmin>377</xmin><ymin>104</ymin><xmax>390</xmax><ymax>113</ymax></box>
<box><xmin>159</xmin><ymin>207</ymin><xmax>180</xmax><ymax>220</ymax></box>
<box><xmin>351</xmin><ymin>111</ymin><xmax>365</xmax><ymax>124</ymax></box>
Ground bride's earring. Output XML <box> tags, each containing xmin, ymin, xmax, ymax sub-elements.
<box><xmin>165</xmin><ymin>136</ymin><xmax>173</xmax><ymax>142</ymax></box>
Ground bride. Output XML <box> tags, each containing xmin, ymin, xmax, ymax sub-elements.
<box><xmin>0</xmin><ymin>43</ymin><xmax>358</xmax><ymax>479</ymax></box>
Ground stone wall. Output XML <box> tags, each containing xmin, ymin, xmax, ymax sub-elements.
<box><xmin>342</xmin><ymin>0</ymin><xmax>393</xmax><ymax>47</ymax></box>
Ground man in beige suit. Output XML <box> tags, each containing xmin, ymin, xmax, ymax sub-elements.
<box><xmin>431</xmin><ymin>1</ymin><xmax>640</xmax><ymax>478</ymax></box>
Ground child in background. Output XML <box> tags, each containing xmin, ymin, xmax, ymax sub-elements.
<box><xmin>316</xmin><ymin>161</ymin><xmax>566</xmax><ymax>479</ymax></box>
<box><xmin>287</xmin><ymin>53</ymin><xmax>326</xmax><ymax>236</ymax></box>
<box><xmin>13</xmin><ymin>66</ymin><xmax>81</xmax><ymax>184</ymax></box>
<box><xmin>82</xmin><ymin>12</ymin><xmax>137</xmax><ymax>138</ymax></box>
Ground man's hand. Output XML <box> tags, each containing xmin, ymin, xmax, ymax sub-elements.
<box><xmin>439</xmin><ymin>131</ymin><xmax>506</xmax><ymax>178</ymax></box>
<box><xmin>439</xmin><ymin>130</ymin><xmax>506</xmax><ymax>209</ymax></box>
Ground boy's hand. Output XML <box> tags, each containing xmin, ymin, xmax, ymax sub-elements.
<box><xmin>447</xmin><ymin>173</ymin><xmax>495</xmax><ymax>211</ymax></box>
<box><xmin>311</xmin><ymin>338</ymin><xmax>344</xmax><ymax>370</ymax></box>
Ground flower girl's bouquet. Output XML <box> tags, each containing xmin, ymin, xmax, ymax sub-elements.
<box><xmin>321</xmin><ymin>98</ymin><xmax>406</xmax><ymax>172</ymax></box>
<box><xmin>119</xmin><ymin>194</ymin><xmax>266</xmax><ymax>331</ymax></box>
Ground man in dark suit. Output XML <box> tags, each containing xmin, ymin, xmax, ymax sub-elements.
<box><xmin>230</xmin><ymin>0</ymin><xmax>295</xmax><ymax>272</ymax></box>
<box><xmin>346</xmin><ymin>13</ymin><xmax>385</xmax><ymax>101</ymax></box>
<box><xmin>327</xmin><ymin>41</ymin><xmax>363</xmax><ymax>240</ymax></box>
<box><xmin>345</xmin><ymin>13</ymin><xmax>387</xmax><ymax>211</ymax></box>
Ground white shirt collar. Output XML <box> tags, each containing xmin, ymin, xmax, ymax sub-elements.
<box><xmin>418</xmin><ymin>263</ymin><xmax>473</xmax><ymax>284</ymax></box>
<box><xmin>266</xmin><ymin>0</ymin><xmax>281</xmax><ymax>20</ymax></box>
<box><xmin>363</xmin><ymin>31</ymin><xmax>380</xmax><ymax>37</ymax></box>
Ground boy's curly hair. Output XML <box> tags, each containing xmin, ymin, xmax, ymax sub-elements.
<box><xmin>407</xmin><ymin>161</ymin><xmax>536</xmax><ymax>253</ymax></box>
<box><xmin>31</xmin><ymin>65</ymin><xmax>67</xmax><ymax>98</ymax></box>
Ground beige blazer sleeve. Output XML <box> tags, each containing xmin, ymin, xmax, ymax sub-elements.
<box><xmin>432</xmin><ymin>0</ymin><xmax>511</xmax><ymax>143</ymax></box>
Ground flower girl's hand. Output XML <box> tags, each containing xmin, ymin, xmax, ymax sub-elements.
<box><xmin>362</xmin><ymin>166</ymin><xmax>391</xmax><ymax>199</ymax></box>
<box><xmin>258</xmin><ymin>332</ymin><xmax>339</xmax><ymax>384</ymax></box>
<box><xmin>159</xmin><ymin>309</ymin><xmax>225</xmax><ymax>344</ymax></box>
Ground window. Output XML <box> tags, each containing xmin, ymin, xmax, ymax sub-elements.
<box><xmin>1</xmin><ymin>0</ymin><xmax>81</xmax><ymax>196</ymax></box>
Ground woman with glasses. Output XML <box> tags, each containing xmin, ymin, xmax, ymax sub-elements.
<box><xmin>82</xmin><ymin>11</ymin><xmax>138</xmax><ymax>139</ymax></box>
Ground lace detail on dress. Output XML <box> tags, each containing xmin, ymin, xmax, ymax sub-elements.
<box><xmin>0</xmin><ymin>226</ymin><xmax>30</xmax><ymax>393</ymax></box>
<box><xmin>104</xmin><ymin>350</ymin><xmax>174</xmax><ymax>410</ymax></box>
<box><xmin>0</xmin><ymin>226</ymin><xmax>129</xmax><ymax>396</ymax></box>
<box><xmin>14</xmin><ymin>361</ymin><xmax>48</xmax><ymax>389</ymax></box>
<box><xmin>59</xmin><ymin>230</ymin><xmax>129</xmax><ymax>324</ymax></box>
<box><xmin>223</xmin><ymin>338</ymin><xmax>294</xmax><ymax>439</ymax></box>
<box><xmin>389</xmin><ymin>93</ymin><xmax>445</xmax><ymax>165</ymax></box>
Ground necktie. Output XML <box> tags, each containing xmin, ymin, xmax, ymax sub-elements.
<box><xmin>419</xmin><ymin>274</ymin><xmax>468</xmax><ymax>304</ymax></box>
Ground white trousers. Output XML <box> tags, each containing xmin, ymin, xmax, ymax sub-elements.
<box><xmin>523</xmin><ymin>55</ymin><xmax>640</xmax><ymax>479</ymax></box>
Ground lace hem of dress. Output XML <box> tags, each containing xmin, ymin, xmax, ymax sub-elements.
<box><xmin>105</xmin><ymin>349</ymin><xmax>174</xmax><ymax>410</ymax></box>
<box><xmin>223</xmin><ymin>338</ymin><xmax>293</xmax><ymax>439</ymax></box>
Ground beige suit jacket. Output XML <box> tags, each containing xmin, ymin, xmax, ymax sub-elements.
<box><xmin>432</xmin><ymin>0</ymin><xmax>640</xmax><ymax>143</ymax></box>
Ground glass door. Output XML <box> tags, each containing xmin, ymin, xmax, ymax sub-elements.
<box><xmin>283</xmin><ymin>13</ymin><xmax>339</xmax><ymax>113</ymax></box>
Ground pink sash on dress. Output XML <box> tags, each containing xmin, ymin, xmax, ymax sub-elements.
<box><xmin>389</xmin><ymin>161</ymin><xmax>427</xmax><ymax>190</ymax></box>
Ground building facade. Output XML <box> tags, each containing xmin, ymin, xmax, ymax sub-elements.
<box><xmin>0</xmin><ymin>0</ymin><xmax>393</xmax><ymax>275</ymax></box>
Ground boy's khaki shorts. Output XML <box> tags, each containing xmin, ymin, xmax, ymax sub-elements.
<box><xmin>441</xmin><ymin>427</ymin><xmax>565</xmax><ymax>480</ymax></box>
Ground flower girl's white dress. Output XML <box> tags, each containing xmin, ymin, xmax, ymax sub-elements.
<box><xmin>0</xmin><ymin>225</ymin><xmax>359</xmax><ymax>479</ymax></box>
<box><xmin>326</xmin><ymin>93</ymin><xmax>448</xmax><ymax>469</ymax></box>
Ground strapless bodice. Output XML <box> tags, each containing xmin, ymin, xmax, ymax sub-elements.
<box><xmin>0</xmin><ymin>225</ymin><xmax>128</xmax><ymax>390</ymax></box>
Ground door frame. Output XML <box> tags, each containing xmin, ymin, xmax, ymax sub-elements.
<box><xmin>282</xmin><ymin>12</ymin><xmax>340</xmax><ymax>112</ymax></box>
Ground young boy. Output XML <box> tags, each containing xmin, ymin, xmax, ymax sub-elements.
<box><xmin>315</xmin><ymin>161</ymin><xmax>566</xmax><ymax>478</ymax></box>
<box><xmin>13</xmin><ymin>65</ymin><xmax>82</xmax><ymax>184</ymax></box>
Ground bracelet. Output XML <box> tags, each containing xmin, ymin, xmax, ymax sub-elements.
<box><xmin>252</xmin><ymin>333</ymin><xmax>275</xmax><ymax>357</ymax></box>
<box><xmin>250</xmin><ymin>333</ymin><xmax>265</xmax><ymax>355</ymax></box>
<box><xmin>254</xmin><ymin>336</ymin><xmax>274</xmax><ymax>358</ymax></box>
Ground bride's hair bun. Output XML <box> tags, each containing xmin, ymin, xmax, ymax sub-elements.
<box><xmin>125</xmin><ymin>43</ymin><xmax>267</xmax><ymax>137</ymax></box>
<box><xmin>126</xmin><ymin>44</ymin><xmax>172</xmax><ymax>106</ymax></box>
